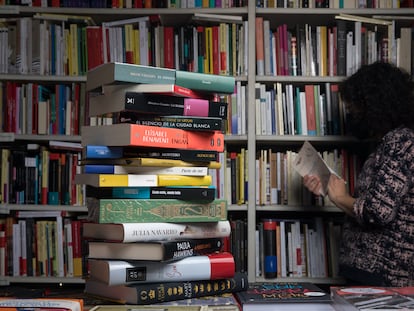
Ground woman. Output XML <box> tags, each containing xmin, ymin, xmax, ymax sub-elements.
<box><xmin>304</xmin><ymin>61</ymin><xmax>414</xmax><ymax>286</ymax></box>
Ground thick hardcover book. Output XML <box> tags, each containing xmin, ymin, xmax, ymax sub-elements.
<box><xmin>86</xmin><ymin>197</ymin><xmax>227</xmax><ymax>223</ymax></box>
<box><xmin>88</xmin><ymin>252</ymin><xmax>235</xmax><ymax>285</ymax></box>
<box><xmin>85</xmin><ymin>272</ymin><xmax>248</xmax><ymax>305</ymax></box>
<box><xmin>75</xmin><ymin>173</ymin><xmax>213</xmax><ymax>187</ymax></box>
<box><xmin>87</xmin><ymin>238</ymin><xmax>224</xmax><ymax>261</ymax></box>
<box><xmin>86</xmin><ymin>185</ymin><xmax>216</xmax><ymax>200</ymax></box>
<box><xmin>88</xmin><ymin>91</ymin><xmax>228</xmax><ymax>119</ymax></box>
<box><xmin>0</xmin><ymin>298</ymin><xmax>84</xmax><ymax>311</ymax></box>
<box><xmin>235</xmin><ymin>282</ymin><xmax>332</xmax><ymax>311</ymax></box>
<box><xmin>174</xmin><ymin>70</ymin><xmax>235</xmax><ymax>94</ymax></box>
<box><xmin>83</xmin><ymin>146</ymin><xmax>219</xmax><ymax>163</ymax></box>
<box><xmin>81</xmin><ymin>124</ymin><xmax>225</xmax><ymax>152</ymax></box>
<box><xmin>83</xmin><ymin>164</ymin><xmax>209</xmax><ymax>176</ymax></box>
<box><xmin>330</xmin><ymin>286</ymin><xmax>414</xmax><ymax>311</ymax></box>
<box><xmin>86</xmin><ymin>62</ymin><xmax>176</xmax><ymax>92</ymax></box>
<box><xmin>118</xmin><ymin>113</ymin><xmax>225</xmax><ymax>132</ymax></box>
<box><xmin>82</xmin><ymin>220</ymin><xmax>231</xmax><ymax>243</ymax></box>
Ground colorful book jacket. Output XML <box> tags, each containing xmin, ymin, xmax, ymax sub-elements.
<box><xmin>81</xmin><ymin>124</ymin><xmax>225</xmax><ymax>152</ymax></box>
<box><xmin>84</xmin><ymin>272</ymin><xmax>248</xmax><ymax>305</ymax></box>
<box><xmin>86</xmin><ymin>198</ymin><xmax>227</xmax><ymax>223</ymax></box>
<box><xmin>82</xmin><ymin>220</ymin><xmax>232</xmax><ymax>243</ymax></box>
<box><xmin>0</xmin><ymin>298</ymin><xmax>83</xmax><ymax>311</ymax></box>
<box><xmin>88</xmin><ymin>252</ymin><xmax>235</xmax><ymax>285</ymax></box>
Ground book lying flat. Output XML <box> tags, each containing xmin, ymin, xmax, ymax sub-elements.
<box><xmin>88</xmin><ymin>252</ymin><xmax>235</xmax><ymax>285</ymax></box>
<box><xmin>0</xmin><ymin>298</ymin><xmax>84</xmax><ymax>311</ymax></box>
<box><xmin>87</xmin><ymin>238</ymin><xmax>224</xmax><ymax>262</ymax></box>
<box><xmin>86</xmin><ymin>197</ymin><xmax>227</xmax><ymax>223</ymax></box>
<box><xmin>82</xmin><ymin>220</ymin><xmax>232</xmax><ymax>243</ymax></box>
<box><xmin>291</xmin><ymin>141</ymin><xmax>341</xmax><ymax>196</ymax></box>
<box><xmin>85</xmin><ymin>272</ymin><xmax>248</xmax><ymax>305</ymax></box>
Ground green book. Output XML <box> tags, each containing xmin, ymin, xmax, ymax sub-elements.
<box><xmin>87</xmin><ymin>198</ymin><xmax>227</xmax><ymax>223</ymax></box>
<box><xmin>86</xmin><ymin>62</ymin><xmax>176</xmax><ymax>92</ymax></box>
<box><xmin>175</xmin><ymin>70</ymin><xmax>235</xmax><ymax>94</ymax></box>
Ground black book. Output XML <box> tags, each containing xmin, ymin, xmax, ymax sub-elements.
<box><xmin>89</xmin><ymin>91</ymin><xmax>228</xmax><ymax>119</ymax></box>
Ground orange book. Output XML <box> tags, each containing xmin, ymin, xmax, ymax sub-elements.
<box><xmin>255</xmin><ymin>17</ymin><xmax>265</xmax><ymax>76</ymax></box>
<box><xmin>304</xmin><ymin>84</ymin><xmax>317</xmax><ymax>136</ymax></box>
<box><xmin>81</xmin><ymin>124</ymin><xmax>225</xmax><ymax>152</ymax></box>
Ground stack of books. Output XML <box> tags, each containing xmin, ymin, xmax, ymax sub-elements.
<box><xmin>76</xmin><ymin>62</ymin><xmax>248</xmax><ymax>305</ymax></box>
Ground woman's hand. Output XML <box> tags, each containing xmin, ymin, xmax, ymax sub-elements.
<box><xmin>327</xmin><ymin>174</ymin><xmax>355</xmax><ymax>216</ymax></box>
<box><xmin>303</xmin><ymin>175</ymin><xmax>323</xmax><ymax>196</ymax></box>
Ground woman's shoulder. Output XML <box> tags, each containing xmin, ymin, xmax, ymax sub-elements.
<box><xmin>382</xmin><ymin>127</ymin><xmax>414</xmax><ymax>155</ymax></box>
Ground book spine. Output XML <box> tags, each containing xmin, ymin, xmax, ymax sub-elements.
<box><xmin>83</xmin><ymin>220</ymin><xmax>231</xmax><ymax>242</ymax></box>
<box><xmin>90</xmin><ymin>198</ymin><xmax>227</xmax><ymax>223</ymax></box>
<box><xmin>121</xmin><ymin>114</ymin><xmax>225</xmax><ymax>131</ymax></box>
<box><xmin>92</xmin><ymin>252</ymin><xmax>235</xmax><ymax>285</ymax></box>
<box><xmin>84</xmin><ymin>146</ymin><xmax>124</xmax><ymax>159</ymax></box>
<box><xmin>86</xmin><ymin>62</ymin><xmax>176</xmax><ymax>91</ymax></box>
<box><xmin>263</xmin><ymin>219</ymin><xmax>277</xmax><ymax>278</ymax></box>
<box><xmin>81</xmin><ymin>124</ymin><xmax>225</xmax><ymax>152</ymax></box>
<box><xmin>175</xmin><ymin>70</ymin><xmax>235</xmax><ymax>94</ymax></box>
<box><xmin>83</xmin><ymin>165</ymin><xmax>209</xmax><ymax>176</ymax></box>
<box><xmin>125</xmin><ymin>149</ymin><xmax>219</xmax><ymax>163</ymax></box>
<box><xmin>85</xmin><ymin>272</ymin><xmax>248</xmax><ymax>305</ymax></box>
<box><xmin>109</xmin><ymin>186</ymin><xmax>216</xmax><ymax>200</ymax></box>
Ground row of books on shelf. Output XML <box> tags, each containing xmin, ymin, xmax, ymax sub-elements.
<box><xmin>0</xmin><ymin>145</ymin><xmax>85</xmax><ymax>205</ymax></box>
<box><xmin>4</xmin><ymin>0</ymin><xmax>248</xmax><ymax>8</ymax></box>
<box><xmin>256</xmin><ymin>217</ymin><xmax>342</xmax><ymax>280</ymax></box>
<box><xmin>257</xmin><ymin>0</ymin><xmax>408</xmax><ymax>8</ymax></box>
<box><xmin>1</xmin><ymin>82</ymin><xmax>86</xmax><ymax>136</ymax></box>
<box><xmin>255</xmin><ymin>14</ymin><xmax>412</xmax><ymax>77</ymax></box>
<box><xmin>254</xmin><ymin>82</ymin><xmax>345</xmax><ymax>136</ymax></box>
<box><xmin>0</xmin><ymin>213</ymin><xmax>85</xmax><ymax>278</ymax></box>
<box><xmin>0</xmin><ymin>14</ymin><xmax>247</xmax><ymax>76</ymax></box>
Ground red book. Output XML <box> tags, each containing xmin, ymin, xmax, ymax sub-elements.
<box><xmin>304</xmin><ymin>84</ymin><xmax>317</xmax><ymax>136</ymax></box>
<box><xmin>81</xmin><ymin>124</ymin><xmax>225</xmax><ymax>152</ymax></box>
<box><xmin>163</xmin><ymin>26</ymin><xmax>175</xmax><ymax>69</ymax></box>
<box><xmin>134</xmin><ymin>0</ymin><xmax>143</xmax><ymax>7</ymax></box>
<box><xmin>212</xmin><ymin>25</ymin><xmax>220</xmax><ymax>75</ymax></box>
<box><xmin>86</xmin><ymin>26</ymin><xmax>104</xmax><ymax>70</ymax></box>
<box><xmin>255</xmin><ymin>17</ymin><xmax>264</xmax><ymax>75</ymax></box>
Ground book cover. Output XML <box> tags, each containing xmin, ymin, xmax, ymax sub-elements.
<box><xmin>291</xmin><ymin>141</ymin><xmax>341</xmax><ymax>196</ymax></box>
<box><xmin>235</xmin><ymin>282</ymin><xmax>332</xmax><ymax>311</ymax></box>
<box><xmin>87</xmin><ymin>252</ymin><xmax>235</xmax><ymax>285</ymax></box>
<box><xmin>0</xmin><ymin>298</ymin><xmax>83</xmax><ymax>311</ymax></box>
<box><xmin>85</xmin><ymin>272</ymin><xmax>248</xmax><ymax>305</ymax></box>
<box><xmin>88</xmin><ymin>91</ymin><xmax>228</xmax><ymax>119</ymax></box>
<box><xmin>75</xmin><ymin>174</ymin><xmax>213</xmax><ymax>187</ymax></box>
<box><xmin>83</xmin><ymin>146</ymin><xmax>219</xmax><ymax>163</ymax></box>
<box><xmin>87</xmin><ymin>238</ymin><xmax>224</xmax><ymax>262</ymax></box>
<box><xmin>86</xmin><ymin>185</ymin><xmax>216</xmax><ymax>201</ymax></box>
<box><xmin>80</xmin><ymin>124</ymin><xmax>225</xmax><ymax>152</ymax></box>
<box><xmin>86</xmin><ymin>62</ymin><xmax>176</xmax><ymax>92</ymax></box>
<box><xmin>86</xmin><ymin>198</ymin><xmax>227</xmax><ymax>223</ymax></box>
<box><xmin>330</xmin><ymin>286</ymin><xmax>414</xmax><ymax>311</ymax></box>
<box><xmin>119</xmin><ymin>114</ymin><xmax>225</xmax><ymax>132</ymax></box>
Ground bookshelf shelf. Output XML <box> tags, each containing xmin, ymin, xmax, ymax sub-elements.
<box><xmin>0</xmin><ymin>276</ymin><xmax>85</xmax><ymax>285</ymax></box>
<box><xmin>0</xmin><ymin>204</ymin><xmax>88</xmax><ymax>214</ymax></box>
<box><xmin>1</xmin><ymin>2</ymin><xmax>413</xmax><ymax>287</ymax></box>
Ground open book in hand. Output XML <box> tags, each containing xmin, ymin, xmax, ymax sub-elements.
<box><xmin>292</xmin><ymin>141</ymin><xmax>341</xmax><ymax>196</ymax></box>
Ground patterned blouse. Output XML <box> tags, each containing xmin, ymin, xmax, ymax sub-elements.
<box><xmin>339</xmin><ymin>127</ymin><xmax>414</xmax><ymax>287</ymax></box>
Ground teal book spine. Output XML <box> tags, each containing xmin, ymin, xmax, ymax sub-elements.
<box><xmin>175</xmin><ymin>70</ymin><xmax>235</xmax><ymax>94</ymax></box>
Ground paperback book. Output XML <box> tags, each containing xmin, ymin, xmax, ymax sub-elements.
<box><xmin>87</xmin><ymin>238</ymin><xmax>224</xmax><ymax>262</ymax></box>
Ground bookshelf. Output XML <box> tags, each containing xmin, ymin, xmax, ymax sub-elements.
<box><xmin>0</xmin><ymin>1</ymin><xmax>414</xmax><ymax>286</ymax></box>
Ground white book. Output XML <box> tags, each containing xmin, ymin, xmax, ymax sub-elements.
<box><xmin>84</xmin><ymin>165</ymin><xmax>209</xmax><ymax>176</ymax></box>
<box><xmin>64</xmin><ymin>220</ymin><xmax>74</xmax><ymax>277</ymax></box>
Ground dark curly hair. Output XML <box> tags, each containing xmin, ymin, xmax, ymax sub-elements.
<box><xmin>339</xmin><ymin>61</ymin><xmax>414</xmax><ymax>139</ymax></box>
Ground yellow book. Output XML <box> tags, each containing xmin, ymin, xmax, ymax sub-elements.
<box><xmin>219</xmin><ymin>23</ymin><xmax>228</xmax><ymax>75</ymax></box>
<box><xmin>74</xmin><ymin>174</ymin><xmax>212</xmax><ymax>187</ymax></box>
<box><xmin>124</xmin><ymin>24</ymin><xmax>134</xmax><ymax>63</ymax></box>
<box><xmin>204</xmin><ymin>26</ymin><xmax>213</xmax><ymax>74</ymax></box>
<box><xmin>133</xmin><ymin>28</ymin><xmax>140</xmax><ymax>64</ymax></box>
<box><xmin>318</xmin><ymin>25</ymin><xmax>328</xmax><ymax>76</ymax></box>
<box><xmin>69</xmin><ymin>23</ymin><xmax>79</xmax><ymax>76</ymax></box>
